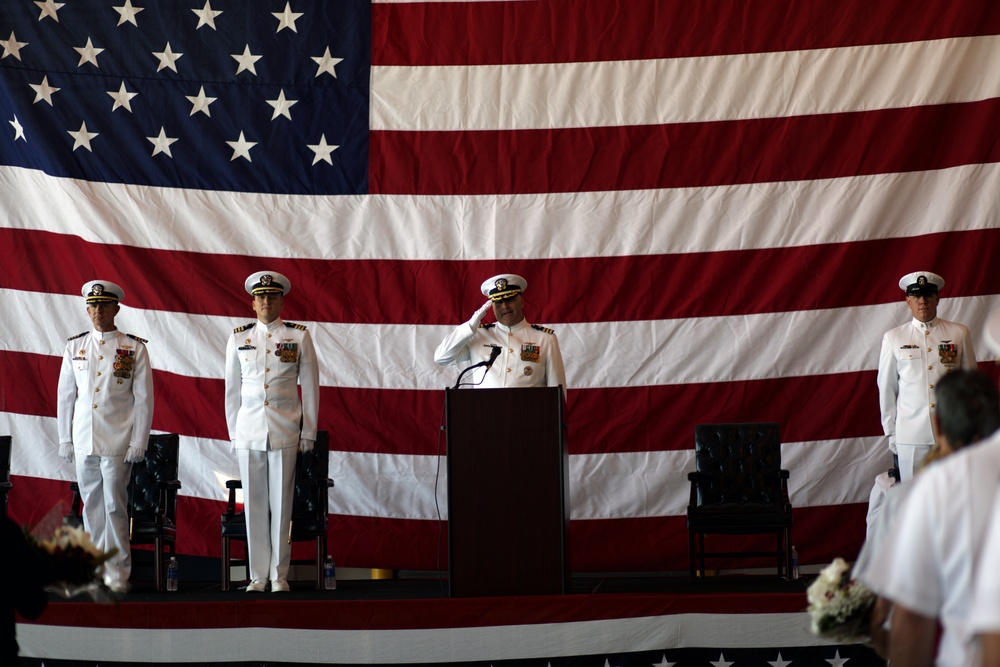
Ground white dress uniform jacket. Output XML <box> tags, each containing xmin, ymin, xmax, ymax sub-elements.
<box><xmin>225</xmin><ymin>318</ymin><xmax>319</xmax><ymax>450</ymax></box>
<box><xmin>858</xmin><ymin>433</ymin><xmax>1000</xmax><ymax>667</ymax></box>
<box><xmin>877</xmin><ymin>317</ymin><xmax>976</xmax><ymax>447</ymax></box>
<box><xmin>57</xmin><ymin>329</ymin><xmax>154</xmax><ymax>455</ymax></box>
<box><xmin>434</xmin><ymin>319</ymin><xmax>567</xmax><ymax>394</ymax></box>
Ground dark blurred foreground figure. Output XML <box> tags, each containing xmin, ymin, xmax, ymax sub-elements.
<box><xmin>1</xmin><ymin>516</ymin><xmax>48</xmax><ymax>664</ymax></box>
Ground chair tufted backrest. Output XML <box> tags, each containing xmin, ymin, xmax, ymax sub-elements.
<box><xmin>129</xmin><ymin>433</ymin><xmax>179</xmax><ymax>520</ymax></box>
<box><xmin>292</xmin><ymin>430</ymin><xmax>330</xmax><ymax>520</ymax></box>
<box><xmin>693</xmin><ymin>423</ymin><xmax>782</xmax><ymax>506</ymax></box>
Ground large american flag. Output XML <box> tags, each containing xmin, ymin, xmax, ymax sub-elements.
<box><xmin>2</xmin><ymin>0</ymin><xmax>1000</xmax><ymax>573</ymax></box>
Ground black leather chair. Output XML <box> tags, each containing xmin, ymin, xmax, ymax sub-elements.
<box><xmin>221</xmin><ymin>431</ymin><xmax>333</xmax><ymax>590</ymax></box>
<box><xmin>128</xmin><ymin>433</ymin><xmax>181</xmax><ymax>590</ymax></box>
<box><xmin>63</xmin><ymin>433</ymin><xmax>181</xmax><ymax>590</ymax></box>
<box><xmin>0</xmin><ymin>435</ymin><xmax>12</xmax><ymax>516</ymax></box>
<box><xmin>686</xmin><ymin>422</ymin><xmax>792</xmax><ymax>580</ymax></box>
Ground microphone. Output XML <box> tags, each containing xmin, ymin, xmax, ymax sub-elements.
<box><xmin>483</xmin><ymin>344</ymin><xmax>502</xmax><ymax>371</ymax></box>
<box><xmin>452</xmin><ymin>345</ymin><xmax>504</xmax><ymax>389</ymax></box>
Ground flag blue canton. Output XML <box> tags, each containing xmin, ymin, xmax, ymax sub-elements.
<box><xmin>0</xmin><ymin>0</ymin><xmax>370</xmax><ymax>195</ymax></box>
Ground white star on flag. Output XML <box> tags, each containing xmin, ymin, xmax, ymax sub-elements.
<box><xmin>768</xmin><ymin>653</ymin><xmax>793</xmax><ymax>667</ymax></box>
<box><xmin>1</xmin><ymin>32</ymin><xmax>28</xmax><ymax>61</ymax></box>
<box><xmin>186</xmin><ymin>86</ymin><xmax>216</xmax><ymax>117</ymax></box>
<box><xmin>825</xmin><ymin>650</ymin><xmax>849</xmax><ymax>667</ymax></box>
<box><xmin>192</xmin><ymin>1</ymin><xmax>222</xmax><ymax>30</ymax></box>
<box><xmin>114</xmin><ymin>0</ymin><xmax>144</xmax><ymax>27</ymax></box>
<box><xmin>226</xmin><ymin>131</ymin><xmax>257</xmax><ymax>162</ymax></box>
<box><xmin>652</xmin><ymin>655</ymin><xmax>676</xmax><ymax>667</ymax></box>
<box><xmin>710</xmin><ymin>654</ymin><xmax>734</xmax><ymax>667</ymax></box>
<box><xmin>307</xmin><ymin>135</ymin><xmax>339</xmax><ymax>165</ymax></box>
<box><xmin>153</xmin><ymin>42</ymin><xmax>183</xmax><ymax>73</ymax></box>
<box><xmin>74</xmin><ymin>37</ymin><xmax>104</xmax><ymax>68</ymax></box>
<box><xmin>30</xmin><ymin>76</ymin><xmax>59</xmax><ymax>105</ymax></box>
<box><xmin>9</xmin><ymin>115</ymin><xmax>25</xmax><ymax>142</ymax></box>
<box><xmin>266</xmin><ymin>90</ymin><xmax>298</xmax><ymax>121</ymax></box>
<box><xmin>147</xmin><ymin>128</ymin><xmax>178</xmax><ymax>158</ymax></box>
<box><xmin>272</xmin><ymin>2</ymin><xmax>303</xmax><ymax>33</ymax></box>
<box><xmin>34</xmin><ymin>0</ymin><xmax>64</xmax><ymax>22</ymax></box>
<box><xmin>312</xmin><ymin>47</ymin><xmax>343</xmax><ymax>78</ymax></box>
<box><xmin>67</xmin><ymin>122</ymin><xmax>99</xmax><ymax>152</ymax></box>
<box><xmin>231</xmin><ymin>45</ymin><xmax>262</xmax><ymax>76</ymax></box>
<box><xmin>108</xmin><ymin>81</ymin><xmax>139</xmax><ymax>112</ymax></box>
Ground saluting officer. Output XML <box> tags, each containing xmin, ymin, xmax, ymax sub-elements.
<box><xmin>225</xmin><ymin>271</ymin><xmax>319</xmax><ymax>593</ymax></box>
<box><xmin>877</xmin><ymin>271</ymin><xmax>977</xmax><ymax>482</ymax></box>
<box><xmin>57</xmin><ymin>280</ymin><xmax>154</xmax><ymax>593</ymax></box>
<box><xmin>434</xmin><ymin>273</ymin><xmax>567</xmax><ymax>395</ymax></box>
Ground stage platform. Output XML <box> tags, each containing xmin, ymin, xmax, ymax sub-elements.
<box><xmin>17</xmin><ymin>569</ymin><xmax>886</xmax><ymax>667</ymax></box>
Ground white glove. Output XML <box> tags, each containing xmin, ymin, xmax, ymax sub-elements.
<box><xmin>299</xmin><ymin>439</ymin><xmax>314</xmax><ymax>453</ymax></box>
<box><xmin>230</xmin><ymin>440</ymin><xmax>237</xmax><ymax>455</ymax></box>
<box><xmin>888</xmin><ymin>438</ymin><xmax>897</xmax><ymax>455</ymax></box>
<box><xmin>58</xmin><ymin>442</ymin><xmax>74</xmax><ymax>464</ymax></box>
<box><xmin>466</xmin><ymin>300</ymin><xmax>493</xmax><ymax>328</ymax></box>
<box><xmin>125</xmin><ymin>446</ymin><xmax>146</xmax><ymax>463</ymax></box>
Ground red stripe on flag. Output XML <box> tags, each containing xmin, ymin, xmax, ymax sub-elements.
<box><xmin>3</xmin><ymin>350</ymin><xmax>889</xmax><ymax>455</ymax></box>
<box><xmin>371</xmin><ymin>100</ymin><xmax>1000</xmax><ymax>196</ymax></box>
<box><xmin>373</xmin><ymin>0</ymin><xmax>1000</xmax><ymax>66</ymax></box>
<box><xmin>6</xmin><ymin>474</ymin><xmax>867</xmax><ymax>573</ymax></box>
<box><xmin>4</xmin><ymin>227</ymin><xmax>1000</xmax><ymax>325</ymax></box>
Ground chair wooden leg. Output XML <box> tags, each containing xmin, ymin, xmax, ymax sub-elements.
<box><xmin>688</xmin><ymin>529</ymin><xmax>697</xmax><ymax>580</ymax></box>
<box><xmin>154</xmin><ymin>537</ymin><xmax>164</xmax><ymax>591</ymax></box>
<box><xmin>315</xmin><ymin>536</ymin><xmax>324</xmax><ymax>590</ymax></box>
<box><xmin>698</xmin><ymin>533</ymin><xmax>706</xmax><ymax>578</ymax></box>
<box><xmin>785</xmin><ymin>528</ymin><xmax>793</xmax><ymax>580</ymax></box>
<box><xmin>222</xmin><ymin>536</ymin><xmax>231</xmax><ymax>591</ymax></box>
<box><xmin>776</xmin><ymin>532</ymin><xmax>783</xmax><ymax>578</ymax></box>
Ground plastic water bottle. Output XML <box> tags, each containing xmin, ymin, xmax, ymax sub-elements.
<box><xmin>790</xmin><ymin>546</ymin><xmax>799</xmax><ymax>580</ymax></box>
<box><xmin>166</xmin><ymin>556</ymin><xmax>179</xmax><ymax>591</ymax></box>
<box><xmin>324</xmin><ymin>555</ymin><xmax>337</xmax><ymax>590</ymax></box>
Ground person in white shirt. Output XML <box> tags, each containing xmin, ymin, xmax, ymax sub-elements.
<box><xmin>57</xmin><ymin>280</ymin><xmax>154</xmax><ymax>593</ymax></box>
<box><xmin>434</xmin><ymin>273</ymin><xmax>566</xmax><ymax>395</ymax></box>
<box><xmin>225</xmin><ymin>271</ymin><xmax>319</xmax><ymax>593</ymax></box>
<box><xmin>854</xmin><ymin>367</ymin><xmax>1000</xmax><ymax>661</ymax></box>
<box><xmin>963</xmin><ymin>309</ymin><xmax>1000</xmax><ymax>667</ymax></box>
<box><xmin>858</xmin><ymin>306</ymin><xmax>1000</xmax><ymax>667</ymax></box>
<box><xmin>877</xmin><ymin>271</ymin><xmax>976</xmax><ymax>481</ymax></box>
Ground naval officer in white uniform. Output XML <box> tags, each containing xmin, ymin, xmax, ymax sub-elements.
<box><xmin>225</xmin><ymin>271</ymin><xmax>319</xmax><ymax>593</ymax></box>
<box><xmin>877</xmin><ymin>271</ymin><xmax>976</xmax><ymax>482</ymax></box>
<box><xmin>434</xmin><ymin>273</ymin><xmax>566</xmax><ymax>395</ymax></box>
<box><xmin>57</xmin><ymin>280</ymin><xmax>154</xmax><ymax>593</ymax></box>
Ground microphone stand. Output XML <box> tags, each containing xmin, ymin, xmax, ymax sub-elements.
<box><xmin>452</xmin><ymin>346</ymin><xmax>502</xmax><ymax>390</ymax></box>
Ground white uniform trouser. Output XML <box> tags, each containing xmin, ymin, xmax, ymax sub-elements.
<box><xmin>897</xmin><ymin>443</ymin><xmax>933</xmax><ymax>482</ymax></box>
<box><xmin>76</xmin><ymin>454</ymin><xmax>132</xmax><ymax>585</ymax></box>
<box><xmin>238</xmin><ymin>446</ymin><xmax>297</xmax><ymax>583</ymax></box>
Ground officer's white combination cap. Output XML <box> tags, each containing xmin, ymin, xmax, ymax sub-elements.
<box><xmin>82</xmin><ymin>280</ymin><xmax>124</xmax><ymax>304</ymax></box>
<box><xmin>899</xmin><ymin>271</ymin><xmax>944</xmax><ymax>296</ymax></box>
<box><xmin>245</xmin><ymin>271</ymin><xmax>291</xmax><ymax>296</ymax></box>
<box><xmin>481</xmin><ymin>274</ymin><xmax>527</xmax><ymax>302</ymax></box>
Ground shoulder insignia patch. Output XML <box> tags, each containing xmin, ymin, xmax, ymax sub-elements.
<box><xmin>531</xmin><ymin>324</ymin><xmax>555</xmax><ymax>335</ymax></box>
<box><xmin>233</xmin><ymin>322</ymin><xmax>255</xmax><ymax>334</ymax></box>
<box><xmin>479</xmin><ymin>323</ymin><xmax>496</xmax><ymax>330</ymax></box>
<box><xmin>285</xmin><ymin>322</ymin><xmax>307</xmax><ymax>331</ymax></box>
<box><xmin>67</xmin><ymin>331</ymin><xmax>87</xmax><ymax>341</ymax></box>
<box><xmin>126</xmin><ymin>333</ymin><xmax>149</xmax><ymax>344</ymax></box>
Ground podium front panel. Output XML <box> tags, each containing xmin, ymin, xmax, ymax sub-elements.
<box><xmin>446</xmin><ymin>386</ymin><xmax>568</xmax><ymax>597</ymax></box>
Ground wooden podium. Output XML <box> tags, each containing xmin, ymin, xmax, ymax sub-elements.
<box><xmin>445</xmin><ymin>386</ymin><xmax>569</xmax><ymax>597</ymax></box>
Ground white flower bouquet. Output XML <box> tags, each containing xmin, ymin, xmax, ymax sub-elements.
<box><xmin>26</xmin><ymin>525</ymin><xmax>118</xmax><ymax>600</ymax></box>
<box><xmin>806</xmin><ymin>557</ymin><xmax>875</xmax><ymax>643</ymax></box>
